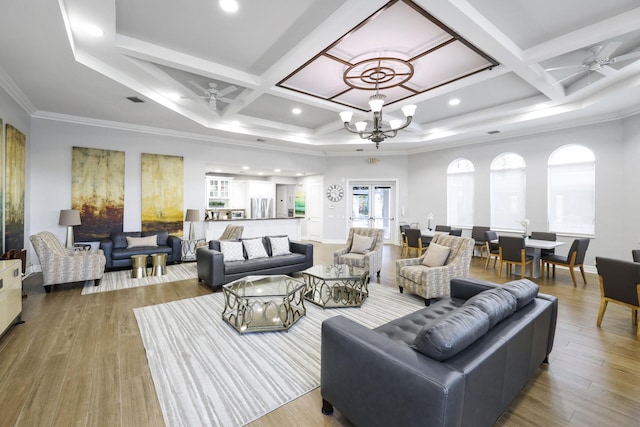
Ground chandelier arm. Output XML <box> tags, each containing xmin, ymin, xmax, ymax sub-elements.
<box><xmin>343</xmin><ymin>122</ymin><xmax>364</xmax><ymax>134</ymax></box>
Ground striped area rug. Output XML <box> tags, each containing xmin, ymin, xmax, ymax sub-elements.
<box><xmin>134</xmin><ymin>283</ymin><xmax>424</xmax><ymax>427</ymax></box>
<box><xmin>81</xmin><ymin>262</ymin><xmax>198</xmax><ymax>295</ymax></box>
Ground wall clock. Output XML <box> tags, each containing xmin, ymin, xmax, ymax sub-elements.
<box><xmin>326</xmin><ymin>184</ymin><xmax>344</xmax><ymax>202</ymax></box>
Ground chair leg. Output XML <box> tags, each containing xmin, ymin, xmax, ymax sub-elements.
<box><xmin>484</xmin><ymin>255</ymin><xmax>490</xmax><ymax>269</ymax></box>
<box><xmin>596</xmin><ymin>300</ymin><xmax>608</xmax><ymax>326</ymax></box>
<box><xmin>498</xmin><ymin>259</ymin><xmax>503</xmax><ymax>277</ymax></box>
<box><xmin>569</xmin><ymin>267</ymin><xmax>578</xmax><ymax>287</ymax></box>
<box><xmin>579</xmin><ymin>266</ymin><xmax>587</xmax><ymax>285</ymax></box>
<box><xmin>632</xmin><ymin>308</ymin><xmax>637</xmax><ymax>326</ymax></box>
<box><xmin>520</xmin><ymin>262</ymin><xmax>525</xmax><ymax>279</ymax></box>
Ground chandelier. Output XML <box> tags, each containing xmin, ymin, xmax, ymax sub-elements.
<box><xmin>339</xmin><ymin>57</ymin><xmax>417</xmax><ymax>149</ymax></box>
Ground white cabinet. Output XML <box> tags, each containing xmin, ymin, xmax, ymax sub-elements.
<box><xmin>0</xmin><ymin>259</ymin><xmax>22</xmax><ymax>338</ymax></box>
<box><xmin>206</xmin><ymin>176</ymin><xmax>233</xmax><ymax>208</ymax></box>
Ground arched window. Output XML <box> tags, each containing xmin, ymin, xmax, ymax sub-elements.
<box><xmin>490</xmin><ymin>153</ymin><xmax>526</xmax><ymax>230</ymax></box>
<box><xmin>548</xmin><ymin>145</ymin><xmax>595</xmax><ymax>235</ymax></box>
<box><xmin>447</xmin><ymin>158</ymin><xmax>474</xmax><ymax>227</ymax></box>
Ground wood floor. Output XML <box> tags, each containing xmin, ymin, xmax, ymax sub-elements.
<box><xmin>0</xmin><ymin>243</ymin><xmax>638</xmax><ymax>427</ymax></box>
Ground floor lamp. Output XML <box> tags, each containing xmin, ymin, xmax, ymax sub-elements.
<box><xmin>185</xmin><ymin>209</ymin><xmax>200</xmax><ymax>240</ymax></box>
<box><xmin>59</xmin><ymin>209</ymin><xmax>81</xmax><ymax>249</ymax></box>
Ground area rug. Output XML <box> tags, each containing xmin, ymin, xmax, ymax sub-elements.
<box><xmin>134</xmin><ymin>284</ymin><xmax>424</xmax><ymax>427</ymax></box>
<box><xmin>81</xmin><ymin>262</ymin><xmax>198</xmax><ymax>295</ymax></box>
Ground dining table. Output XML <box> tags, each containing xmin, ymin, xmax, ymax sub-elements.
<box><xmin>492</xmin><ymin>237</ymin><xmax>566</xmax><ymax>278</ymax></box>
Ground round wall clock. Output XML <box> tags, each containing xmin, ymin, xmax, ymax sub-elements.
<box><xmin>326</xmin><ymin>184</ymin><xmax>344</xmax><ymax>202</ymax></box>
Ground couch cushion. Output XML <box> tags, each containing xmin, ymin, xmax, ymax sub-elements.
<box><xmin>412</xmin><ymin>305</ymin><xmax>490</xmax><ymax>362</ymax></box>
<box><xmin>463</xmin><ymin>288</ymin><xmax>517</xmax><ymax>328</ymax></box>
<box><xmin>269</xmin><ymin>236</ymin><xmax>291</xmax><ymax>256</ymax></box>
<box><xmin>143</xmin><ymin>230</ymin><xmax>168</xmax><ymax>246</ymax></box>
<box><xmin>112</xmin><ymin>232</ymin><xmax>140</xmax><ymax>249</ymax></box>
<box><xmin>220</xmin><ymin>241</ymin><xmax>245</xmax><ymax>262</ymax></box>
<box><xmin>350</xmin><ymin>234</ymin><xmax>374</xmax><ymax>254</ymax></box>
<box><xmin>126</xmin><ymin>235</ymin><xmax>158</xmax><ymax>249</ymax></box>
<box><xmin>242</xmin><ymin>237</ymin><xmax>269</xmax><ymax>259</ymax></box>
<box><xmin>421</xmin><ymin>243</ymin><xmax>451</xmax><ymax>267</ymax></box>
<box><xmin>502</xmin><ymin>279</ymin><xmax>539</xmax><ymax>310</ymax></box>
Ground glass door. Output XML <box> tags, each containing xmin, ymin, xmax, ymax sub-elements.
<box><xmin>350</xmin><ymin>183</ymin><xmax>395</xmax><ymax>242</ymax></box>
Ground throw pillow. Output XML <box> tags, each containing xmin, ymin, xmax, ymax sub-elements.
<box><xmin>463</xmin><ymin>288</ymin><xmax>517</xmax><ymax>328</ymax></box>
<box><xmin>243</xmin><ymin>238</ymin><xmax>269</xmax><ymax>259</ymax></box>
<box><xmin>502</xmin><ymin>279</ymin><xmax>539</xmax><ymax>310</ymax></box>
<box><xmin>421</xmin><ymin>243</ymin><xmax>451</xmax><ymax>267</ymax></box>
<box><xmin>126</xmin><ymin>235</ymin><xmax>158</xmax><ymax>249</ymax></box>
<box><xmin>350</xmin><ymin>234</ymin><xmax>374</xmax><ymax>254</ymax></box>
<box><xmin>220</xmin><ymin>240</ymin><xmax>245</xmax><ymax>262</ymax></box>
<box><xmin>269</xmin><ymin>236</ymin><xmax>291</xmax><ymax>256</ymax></box>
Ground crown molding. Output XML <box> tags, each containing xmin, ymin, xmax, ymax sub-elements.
<box><xmin>0</xmin><ymin>66</ymin><xmax>37</xmax><ymax>114</ymax></box>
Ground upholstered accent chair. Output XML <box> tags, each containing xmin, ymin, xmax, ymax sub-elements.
<box><xmin>333</xmin><ymin>227</ymin><xmax>384</xmax><ymax>281</ymax></box>
<box><xmin>595</xmin><ymin>256</ymin><xmax>640</xmax><ymax>337</ymax></box>
<box><xmin>498</xmin><ymin>236</ymin><xmax>533</xmax><ymax>279</ymax></box>
<box><xmin>541</xmin><ymin>238</ymin><xmax>590</xmax><ymax>286</ymax></box>
<box><xmin>471</xmin><ymin>226</ymin><xmax>490</xmax><ymax>258</ymax></box>
<box><xmin>218</xmin><ymin>224</ymin><xmax>244</xmax><ymax>240</ymax></box>
<box><xmin>30</xmin><ymin>231</ymin><xmax>106</xmax><ymax>293</ymax></box>
<box><xmin>395</xmin><ymin>234</ymin><xmax>474</xmax><ymax>303</ymax></box>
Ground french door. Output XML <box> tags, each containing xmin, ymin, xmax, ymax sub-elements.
<box><xmin>349</xmin><ymin>182</ymin><xmax>395</xmax><ymax>243</ymax></box>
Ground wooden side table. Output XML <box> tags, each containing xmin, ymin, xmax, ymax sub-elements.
<box><xmin>131</xmin><ymin>255</ymin><xmax>148</xmax><ymax>278</ymax></box>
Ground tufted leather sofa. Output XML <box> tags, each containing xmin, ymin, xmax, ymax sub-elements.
<box><xmin>100</xmin><ymin>231</ymin><xmax>182</xmax><ymax>270</ymax></box>
<box><xmin>321</xmin><ymin>277</ymin><xmax>558</xmax><ymax>427</ymax></box>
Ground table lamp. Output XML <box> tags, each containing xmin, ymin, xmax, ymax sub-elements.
<box><xmin>185</xmin><ymin>209</ymin><xmax>200</xmax><ymax>240</ymax></box>
<box><xmin>59</xmin><ymin>209</ymin><xmax>81</xmax><ymax>248</ymax></box>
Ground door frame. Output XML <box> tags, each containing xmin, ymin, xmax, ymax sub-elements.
<box><xmin>346</xmin><ymin>179</ymin><xmax>399</xmax><ymax>244</ymax></box>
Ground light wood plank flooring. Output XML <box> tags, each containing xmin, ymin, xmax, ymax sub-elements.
<box><xmin>0</xmin><ymin>243</ymin><xmax>638</xmax><ymax>426</ymax></box>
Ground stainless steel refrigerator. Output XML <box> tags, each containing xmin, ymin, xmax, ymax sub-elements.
<box><xmin>250</xmin><ymin>197</ymin><xmax>273</xmax><ymax>218</ymax></box>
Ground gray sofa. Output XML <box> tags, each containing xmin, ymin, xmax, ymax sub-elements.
<box><xmin>321</xmin><ymin>277</ymin><xmax>558</xmax><ymax>427</ymax></box>
<box><xmin>196</xmin><ymin>236</ymin><xmax>313</xmax><ymax>290</ymax></box>
<box><xmin>100</xmin><ymin>231</ymin><xmax>182</xmax><ymax>270</ymax></box>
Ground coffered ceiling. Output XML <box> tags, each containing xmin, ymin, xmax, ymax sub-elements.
<box><xmin>1</xmin><ymin>0</ymin><xmax>639</xmax><ymax>155</ymax></box>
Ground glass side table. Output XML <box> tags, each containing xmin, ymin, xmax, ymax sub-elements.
<box><xmin>302</xmin><ymin>264</ymin><xmax>369</xmax><ymax>308</ymax></box>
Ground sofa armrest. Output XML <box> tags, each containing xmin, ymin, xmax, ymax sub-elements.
<box><xmin>395</xmin><ymin>256</ymin><xmax>425</xmax><ymax>268</ymax></box>
<box><xmin>321</xmin><ymin>316</ymin><xmax>464</xmax><ymax>427</ymax></box>
<box><xmin>290</xmin><ymin>240</ymin><xmax>313</xmax><ymax>268</ymax></box>
<box><xmin>99</xmin><ymin>238</ymin><xmax>114</xmax><ymax>269</ymax></box>
<box><xmin>449</xmin><ymin>277</ymin><xmax>500</xmax><ymax>300</ymax></box>
<box><xmin>196</xmin><ymin>247</ymin><xmax>226</xmax><ymax>289</ymax></box>
<box><xmin>167</xmin><ymin>235</ymin><xmax>182</xmax><ymax>263</ymax></box>
<box><xmin>333</xmin><ymin>247</ymin><xmax>349</xmax><ymax>262</ymax></box>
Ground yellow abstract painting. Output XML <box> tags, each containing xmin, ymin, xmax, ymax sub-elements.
<box><xmin>141</xmin><ymin>153</ymin><xmax>184</xmax><ymax>235</ymax></box>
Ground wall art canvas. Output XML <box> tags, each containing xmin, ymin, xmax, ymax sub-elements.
<box><xmin>72</xmin><ymin>147</ymin><xmax>125</xmax><ymax>240</ymax></box>
<box><xmin>294</xmin><ymin>191</ymin><xmax>305</xmax><ymax>217</ymax></box>
<box><xmin>0</xmin><ymin>118</ymin><xmax>3</xmax><ymax>251</ymax></box>
<box><xmin>5</xmin><ymin>124</ymin><xmax>26</xmax><ymax>251</ymax></box>
<box><xmin>141</xmin><ymin>153</ymin><xmax>184</xmax><ymax>235</ymax></box>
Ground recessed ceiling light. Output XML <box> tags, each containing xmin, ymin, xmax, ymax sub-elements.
<box><xmin>296</xmin><ymin>173</ymin><xmax>303</xmax><ymax>176</ymax></box>
<box><xmin>292</xmin><ymin>108</ymin><xmax>302</xmax><ymax>115</ymax></box>
<box><xmin>214</xmin><ymin>169</ymin><xmax>222</xmax><ymax>173</ymax></box>
<box><xmin>219</xmin><ymin>0</ymin><xmax>239</xmax><ymax>13</ymax></box>
<box><xmin>165</xmin><ymin>92</ymin><xmax>181</xmax><ymax>102</ymax></box>
<box><xmin>448</xmin><ymin>98</ymin><xmax>460</xmax><ymax>106</ymax></box>
<box><xmin>274</xmin><ymin>169</ymin><xmax>281</xmax><ymax>173</ymax></box>
<box><xmin>242</xmin><ymin>166</ymin><xmax>250</xmax><ymax>170</ymax></box>
<box><xmin>258</xmin><ymin>172</ymin><xmax>264</xmax><ymax>176</ymax></box>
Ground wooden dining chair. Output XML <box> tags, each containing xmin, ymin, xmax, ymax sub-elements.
<box><xmin>541</xmin><ymin>238</ymin><xmax>590</xmax><ymax>286</ymax></box>
<box><xmin>399</xmin><ymin>224</ymin><xmax>410</xmax><ymax>257</ymax></box>
<box><xmin>434</xmin><ymin>225</ymin><xmax>451</xmax><ymax>232</ymax></box>
<box><xmin>595</xmin><ymin>256</ymin><xmax>640</xmax><ymax>337</ymax></box>
<box><xmin>404</xmin><ymin>228</ymin><xmax>426</xmax><ymax>258</ymax></box>
<box><xmin>484</xmin><ymin>230</ymin><xmax>499</xmax><ymax>269</ymax></box>
<box><xmin>471</xmin><ymin>226</ymin><xmax>490</xmax><ymax>258</ymax></box>
<box><xmin>498</xmin><ymin>236</ymin><xmax>533</xmax><ymax>279</ymax></box>
<box><xmin>530</xmin><ymin>231</ymin><xmax>557</xmax><ymax>258</ymax></box>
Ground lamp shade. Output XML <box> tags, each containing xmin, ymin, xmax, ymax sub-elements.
<box><xmin>59</xmin><ymin>209</ymin><xmax>81</xmax><ymax>226</ymax></box>
<box><xmin>185</xmin><ymin>209</ymin><xmax>200</xmax><ymax>222</ymax></box>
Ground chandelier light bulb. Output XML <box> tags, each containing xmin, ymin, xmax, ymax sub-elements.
<box><xmin>355</xmin><ymin>121</ymin><xmax>368</xmax><ymax>132</ymax></box>
<box><xmin>339</xmin><ymin>111</ymin><xmax>353</xmax><ymax>123</ymax></box>
<box><xmin>401</xmin><ymin>104</ymin><xmax>417</xmax><ymax>117</ymax></box>
<box><xmin>389</xmin><ymin>119</ymin><xmax>403</xmax><ymax>130</ymax></box>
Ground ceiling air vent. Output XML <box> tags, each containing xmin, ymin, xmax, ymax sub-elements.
<box><xmin>126</xmin><ymin>96</ymin><xmax>145</xmax><ymax>103</ymax></box>
<box><xmin>487</xmin><ymin>130</ymin><xmax>500</xmax><ymax>134</ymax></box>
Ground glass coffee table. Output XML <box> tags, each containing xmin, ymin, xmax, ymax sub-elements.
<box><xmin>222</xmin><ymin>275</ymin><xmax>306</xmax><ymax>334</ymax></box>
<box><xmin>303</xmin><ymin>264</ymin><xmax>369</xmax><ymax>308</ymax></box>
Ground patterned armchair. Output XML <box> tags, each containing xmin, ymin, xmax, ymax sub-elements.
<box><xmin>30</xmin><ymin>231</ymin><xmax>106</xmax><ymax>292</ymax></box>
<box><xmin>333</xmin><ymin>228</ymin><xmax>384</xmax><ymax>281</ymax></box>
<box><xmin>396</xmin><ymin>234</ymin><xmax>474</xmax><ymax>303</ymax></box>
<box><xmin>218</xmin><ymin>224</ymin><xmax>244</xmax><ymax>240</ymax></box>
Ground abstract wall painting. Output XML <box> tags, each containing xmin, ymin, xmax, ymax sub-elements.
<box><xmin>141</xmin><ymin>153</ymin><xmax>184</xmax><ymax>235</ymax></box>
<box><xmin>5</xmin><ymin>124</ymin><xmax>26</xmax><ymax>251</ymax></box>
<box><xmin>72</xmin><ymin>147</ymin><xmax>125</xmax><ymax>240</ymax></box>
<box><xmin>294</xmin><ymin>191</ymin><xmax>305</xmax><ymax>217</ymax></box>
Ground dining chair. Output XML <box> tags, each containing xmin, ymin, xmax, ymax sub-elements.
<box><xmin>484</xmin><ymin>230</ymin><xmax>499</xmax><ymax>269</ymax></box>
<box><xmin>404</xmin><ymin>228</ymin><xmax>426</xmax><ymax>258</ymax></box>
<box><xmin>632</xmin><ymin>249</ymin><xmax>640</xmax><ymax>263</ymax></box>
<box><xmin>471</xmin><ymin>226</ymin><xmax>490</xmax><ymax>258</ymax></box>
<box><xmin>399</xmin><ymin>224</ymin><xmax>410</xmax><ymax>257</ymax></box>
<box><xmin>449</xmin><ymin>229</ymin><xmax>463</xmax><ymax>236</ymax></box>
<box><xmin>541</xmin><ymin>238</ymin><xmax>590</xmax><ymax>286</ymax></box>
<box><xmin>434</xmin><ymin>225</ymin><xmax>451</xmax><ymax>232</ymax></box>
<box><xmin>530</xmin><ymin>231</ymin><xmax>557</xmax><ymax>257</ymax></box>
<box><xmin>498</xmin><ymin>236</ymin><xmax>533</xmax><ymax>279</ymax></box>
<box><xmin>595</xmin><ymin>256</ymin><xmax>640</xmax><ymax>337</ymax></box>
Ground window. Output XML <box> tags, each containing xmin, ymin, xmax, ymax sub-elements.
<box><xmin>447</xmin><ymin>158</ymin><xmax>474</xmax><ymax>227</ymax></box>
<box><xmin>490</xmin><ymin>153</ymin><xmax>526</xmax><ymax>230</ymax></box>
<box><xmin>547</xmin><ymin>145</ymin><xmax>595</xmax><ymax>235</ymax></box>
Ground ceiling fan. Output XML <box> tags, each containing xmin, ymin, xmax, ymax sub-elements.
<box><xmin>187</xmin><ymin>81</ymin><xmax>239</xmax><ymax>111</ymax></box>
<box><xmin>544</xmin><ymin>42</ymin><xmax>640</xmax><ymax>85</ymax></box>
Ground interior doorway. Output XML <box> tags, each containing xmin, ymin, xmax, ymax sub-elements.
<box><xmin>348</xmin><ymin>181</ymin><xmax>397</xmax><ymax>243</ymax></box>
